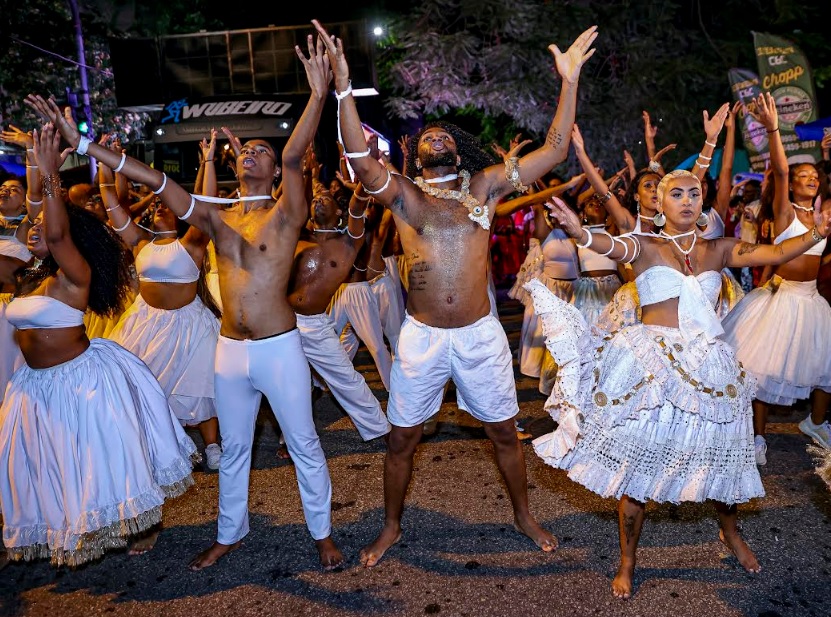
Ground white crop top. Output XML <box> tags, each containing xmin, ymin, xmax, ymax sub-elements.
<box><xmin>541</xmin><ymin>228</ymin><xmax>579</xmax><ymax>280</ymax></box>
<box><xmin>774</xmin><ymin>215</ymin><xmax>827</xmax><ymax>257</ymax></box>
<box><xmin>635</xmin><ymin>266</ymin><xmax>724</xmax><ymax>342</ymax></box>
<box><xmin>0</xmin><ymin>234</ymin><xmax>33</xmax><ymax>262</ymax></box>
<box><xmin>6</xmin><ymin>295</ymin><xmax>85</xmax><ymax>329</ymax></box>
<box><xmin>135</xmin><ymin>239</ymin><xmax>200</xmax><ymax>284</ymax></box>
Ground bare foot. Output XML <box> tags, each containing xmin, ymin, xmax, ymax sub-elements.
<box><xmin>359</xmin><ymin>524</ymin><xmax>402</xmax><ymax>567</ymax></box>
<box><xmin>719</xmin><ymin>529</ymin><xmax>761</xmax><ymax>573</ymax></box>
<box><xmin>129</xmin><ymin>528</ymin><xmax>161</xmax><ymax>556</ymax></box>
<box><xmin>276</xmin><ymin>445</ymin><xmax>291</xmax><ymax>461</ymax></box>
<box><xmin>316</xmin><ymin>537</ymin><xmax>344</xmax><ymax>571</ymax></box>
<box><xmin>514</xmin><ymin>516</ymin><xmax>558</xmax><ymax>552</ymax></box>
<box><xmin>612</xmin><ymin>559</ymin><xmax>635</xmax><ymax>599</ymax></box>
<box><xmin>188</xmin><ymin>541</ymin><xmax>241</xmax><ymax>571</ymax></box>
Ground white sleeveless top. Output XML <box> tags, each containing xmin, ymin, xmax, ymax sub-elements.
<box><xmin>6</xmin><ymin>295</ymin><xmax>85</xmax><ymax>329</ymax></box>
<box><xmin>541</xmin><ymin>229</ymin><xmax>579</xmax><ymax>280</ymax></box>
<box><xmin>635</xmin><ymin>265</ymin><xmax>723</xmax><ymax>341</ymax></box>
<box><xmin>774</xmin><ymin>215</ymin><xmax>826</xmax><ymax>257</ymax></box>
<box><xmin>698</xmin><ymin>208</ymin><xmax>725</xmax><ymax>240</ymax></box>
<box><xmin>0</xmin><ymin>234</ymin><xmax>33</xmax><ymax>262</ymax></box>
<box><xmin>135</xmin><ymin>239</ymin><xmax>200</xmax><ymax>284</ymax></box>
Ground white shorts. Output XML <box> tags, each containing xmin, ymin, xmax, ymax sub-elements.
<box><xmin>387</xmin><ymin>313</ymin><xmax>519</xmax><ymax>427</ymax></box>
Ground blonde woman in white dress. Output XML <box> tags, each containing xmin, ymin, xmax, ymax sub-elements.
<box><xmin>524</xmin><ymin>169</ymin><xmax>831</xmax><ymax>598</ymax></box>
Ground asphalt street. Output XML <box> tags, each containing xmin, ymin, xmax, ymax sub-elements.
<box><xmin>1</xmin><ymin>298</ymin><xmax>830</xmax><ymax>617</ymax></box>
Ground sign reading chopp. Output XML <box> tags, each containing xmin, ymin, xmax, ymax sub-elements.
<box><xmin>752</xmin><ymin>32</ymin><xmax>821</xmax><ymax>164</ymax></box>
<box><xmin>728</xmin><ymin>69</ymin><xmax>766</xmax><ymax>172</ymax></box>
<box><xmin>160</xmin><ymin>99</ymin><xmax>293</xmax><ymax>124</ymax></box>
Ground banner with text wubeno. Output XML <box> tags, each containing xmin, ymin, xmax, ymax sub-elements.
<box><xmin>728</xmin><ymin>69</ymin><xmax>766</xmax><ymax>172</ymax></box>
<box><xmin>753</xmin><ymin>32</ymin><xmax>821</xmax><ymax>165</ymax></box>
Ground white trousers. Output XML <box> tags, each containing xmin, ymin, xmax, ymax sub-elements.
<box><xmin>369</xmin><ymin>270</ymin><xmax>405</xmax><ymax>354</ymax></box>
<box><xmin>296</xmin><ymin>312</ymin><xmax>390</xmax><ymax>440</ymax></box>
<box><xmin>214</xmin><ymin>330</ymin><xmax>331</xmax><ymax>543</ymax></box>
<box><xmin>329</xmin><ymin>282</ymin><xmax>392</xmax><ymax>391</ymax></box>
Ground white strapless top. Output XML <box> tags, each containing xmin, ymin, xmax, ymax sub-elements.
<box><xmin>774</xmin><ymin>215</ymin><xmax>826</xmax><ymax>257</ymax></box>
<box><xmin>635</xmin><ymin>266</ymin><xmax>723</xmax><ymax>341</ymax></box>
<box><xmin>6</xmin><ymin>295</ymin><xmax>85</xmax><ymax>330</ymax></box>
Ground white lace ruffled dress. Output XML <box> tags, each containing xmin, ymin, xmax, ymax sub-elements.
<box><xmin>524</xmin><ymin>270</ymin><xmax>764</xmax><ymax>505</ymax></box>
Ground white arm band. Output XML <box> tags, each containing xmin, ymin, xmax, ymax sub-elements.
<box><xmin>76</xmin><ymin>136</ymin><xmax>91</xmax><ymax>155</ymax></box>
<box><xmin>153</xmin><ymin>173</ymin><xmax>168</xmax><ymax>195</ymax></box>
<box><xmin>364</xmin><ymin>169</ymin><xmax>393</xmax><ymax>195</ymax></box>
<box><xmin>178</xmin><ymin>195</ymin><xmax>196</xmax><ymax>220</ymax></box>
<box><xmin>112</xmin><ymin>217</ymin><xmax>131</xmax><ymax>232</ymax></box>
<box><xmin>113</xmin><ymin>152</ymin><xmax>127</xmax><ymax>173</ymax></box>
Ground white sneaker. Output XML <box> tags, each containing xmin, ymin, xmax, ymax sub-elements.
<box><xmin>205</xmin><ymin>443</ymin><xmax>222</xmax><ymax>470</ymax></box>
<box><xmin>798</xmin><ymin>416</ymin><xmax>831</xmax><ymax>450</ymax></box>
<box><xmin>754</xmin><ymin>435</ymin><xmax>767</xmax><ymax>466</ymax></box>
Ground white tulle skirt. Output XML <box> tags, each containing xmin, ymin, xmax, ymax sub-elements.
<box><xmin>0</xmin><ymin>293</ymin><xmax>24</xmax><ymax>405</ymax></box>
<box><xmin>0</xmin><ymin>338</ymin><xmax>197</xmax><ymax>566</ymax></box>
<box><xmin>525</xmin><ymin>279</ymin><xmax>764</xmax><ymax>505</ymax></box>
<box><xmin>721</xmin><ymin>276</ymin><xmax>831</xmax><ymax>405</ymax></box>
<box><xmin>109</xmin><ymin>295</ymin><xmax>219</xmax><ymax>425</ymax></box>
<box><xmin>571</xmin><ymin>274</ymin><xmax>621</xmax><ymax>327</ymax></box>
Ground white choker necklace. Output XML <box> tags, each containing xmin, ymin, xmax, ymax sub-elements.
<box><xmin>659</xmin><ymin>229</ymin><xmax>697</xmax><ymax>273</ymax></box>
<box><xmin>423</xmin><ymin>173</ymin><xmax>459</xmax><ymax>184</ymax></box>
<box><xmin>792</xmin><ymin>201</ymin><xmax>814</xmax><ymax>213</ymax></box>
<box><xmin>414</xmin><ymin>170</ymin><xmax>489</xmax><ymax>230</ymax></box>
<box><xmin>312</xmin><ymin>226</ymin><xmax>345</xmax><ymax>234</ymax></box>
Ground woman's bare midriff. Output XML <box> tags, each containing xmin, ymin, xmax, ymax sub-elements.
<box><xmin>17</xmin><ymin>326</ymin><xmax>90</xmax><ymax>369</ymax></box>
<box><xmin>771</xmin><ymin>254</ymin><xmax>821</xmax><ymax>283</ymax></box>
<box><xmin>139</xmin><ymin>281</ymin><xmax>198</xmax><ymax>310</ymax></box>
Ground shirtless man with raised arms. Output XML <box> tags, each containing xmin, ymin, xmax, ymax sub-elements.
<box><xmin>313</xmin><ymin>19</ymin><xmax>598</xmax><ymax>566</ymax></box>
<box><xmin>26</xmin><ymin>34</ymin><xmax>344</xmax><ymax>571</ymax></box>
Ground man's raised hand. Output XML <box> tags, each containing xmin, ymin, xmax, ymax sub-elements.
<box><xmin>296</xmin><ymin>34</ymin><xmax>332</xmax><ymax>99</ymax></box>
<box><xmin>312</xmin><ymin>20</ymin><xmax>350</xmax><ymax>91</ymax></box>
<box><xmin>551</xmin><ymin>25</ymin><xmax>598</xmax><ymax>84</ymax></box>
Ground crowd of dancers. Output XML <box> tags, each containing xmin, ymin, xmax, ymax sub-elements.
<box><xmin>1</xmin><ymin>20</ymin><xmax>830</xmax><ymax>599</ymax></box>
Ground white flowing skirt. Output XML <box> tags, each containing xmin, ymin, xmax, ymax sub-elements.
<box><xmin>571</xmin><ymin>274</ymin><xmax>621</xmax><ymax>327</ymax></box>
<box><xmin>109</xmin><ymin>295</ymin><xmax>219</xmax><ymax>425</ymax></box>
<box><xmin>721</xmin><ymin>276</ymin><xmax>831</xmax><ymax>405</ymax></box>
<box><xmin>525</xmin><ymin>279</ymin><xmax>764</xmax><ymax>505</ymax></box>
<box><xmin>0</xmin><ymin>338</ymin><xmax>197</xmax><ymax>566</ymax></box>
<box><xmin>0</xmin><ymin>293</ymin><xmax>24</xmax><ymax>405</ymax></box>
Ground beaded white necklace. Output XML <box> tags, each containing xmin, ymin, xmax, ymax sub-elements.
<box><xmin>659</xmin><ymin>229</ymin><xmax>697</xmax><ymax>273</ymax></box>
<box><xmin>791</xmin><ymin>201</ymin><xmax>814</xmax><ymax>213</ymax></box>
<box><xmin>413</xmin><ymin>170</ymin><xmax>489</xmax><ymax>230</ymax></box>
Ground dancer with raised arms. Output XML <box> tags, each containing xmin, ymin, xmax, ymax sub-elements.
<box><xmin>25</xmin><ymin>34</ymin><xmax>344</xmax><ymax>571</ymax></box>
<box><xmin>314</xmin><ymin>18</ymin><xmax>597</xmax><ymax>566</ymax></box>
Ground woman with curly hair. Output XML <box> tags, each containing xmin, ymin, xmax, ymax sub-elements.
<box><xmin>0</xmin><ymin>123</ymin><xmax>197</xmax><ymax>567</ymax></box>
<box><xmin>103</xmin><ymin>131</ymin><xmax>223</xmax><ymax>474</ymax></box>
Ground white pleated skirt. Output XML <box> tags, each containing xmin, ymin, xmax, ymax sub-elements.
<box><xmin>525</xmin><ymin>279</ymin><xmax>764</xmax><ymax>505</ymax></box>
<box><xmin>0</xmin><ymin>338</ymin><xmax>197</xmax><ymax>566</ymax></box>
<box><xmin>721</xmin><ymin>276</ymin><xmax>831</xmax><ymax>405</ymax></box>
<box><xmin>0</xmin><ymin>293</ymin><xmax>24</xmax><ymax>405</ymax></box>
<box><xmin>109</xmin><ymin>295</ymin><xmax>220</xmax><ymax>425</ymax></box>
<box><xmin>519</xmin><ymin>276</ymin><xmax>574</xmax><ymax>379</ymax></box>
<box><xmin>571</xmin><ymin>274</ymin><xmax>621</xmax><ymax>327</ymax></box>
